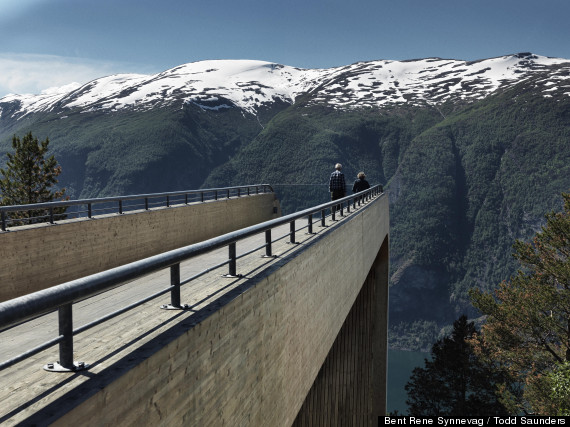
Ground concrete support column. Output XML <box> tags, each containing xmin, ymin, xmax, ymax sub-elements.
<box><xmin>292</xmin><ymin>236</ymin><xmax>389</xmax><ymax>426</ymax></box>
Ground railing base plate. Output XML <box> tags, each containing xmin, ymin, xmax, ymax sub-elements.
<box><xmin>43</xmin><ymin>361</ymin><xmax>89</xmax><ymax>372</ymax></box>
<box><xmin>160</xmin><ymin>304</ymin><xmax>191</xmax><ymax>310</ymax></box>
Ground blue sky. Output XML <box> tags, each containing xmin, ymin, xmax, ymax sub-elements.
<box><xmin>1</xmin><ymin>0</ymin><xmax>569</xmax><ymax>97</ymax></box>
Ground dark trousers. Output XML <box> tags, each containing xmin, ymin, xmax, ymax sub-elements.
<box><xmin>331</xmin><ymin>190</ymin><xmax>345</xmax><ymax>213</ymax></box>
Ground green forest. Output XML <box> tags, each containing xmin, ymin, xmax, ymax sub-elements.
<box><xmin>404</xmin><ymin>194</ymin><xmax>569</xmax><ymax>415</ymax></box>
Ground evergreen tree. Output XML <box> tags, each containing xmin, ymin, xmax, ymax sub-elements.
<box><xmin>0</xmin><ymin>132</ymin><xmax>67</xmax><ymax>224</ymax></box>
<box><xmin>470</xmin><ymin>193</ymin><xmax>570</xmax><ymax>415</ymax></box>
<box><xmin>545</xmin><ymin>362</ymin><xmax>570</xmax><ymax>416</ymax></box>
<box><xmin>405</xmin><ymin>315</ymin><xmax>512</xmax><ymax>416</ymax></box>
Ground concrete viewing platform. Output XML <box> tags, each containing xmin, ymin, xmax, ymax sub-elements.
<box><xmin>0</xmin><ymin>191</ymin><xmax>389</xmax><ymax>426</ymax></box>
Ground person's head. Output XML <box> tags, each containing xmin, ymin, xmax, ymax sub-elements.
<box><xmin>357</xmin><ymin>172</ymin><xmax>365</xmax><ymax>180</ymax></box>
<box><xmin>335</xmin><ymin>163</ymin><xmax>342</xmax><ymax>171</ymax></box>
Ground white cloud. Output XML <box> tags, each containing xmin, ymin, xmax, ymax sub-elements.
<box><xmin>0</xmin><ymin>53</ymin><xmax>145</xmax><ymax>98</ymax></box>
<box><xmin>0</xmin><ymin>0</ymin><xmax>49</xmax><ymax>18</ymax></box>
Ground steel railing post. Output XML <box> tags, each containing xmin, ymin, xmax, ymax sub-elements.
<box><xmin>166</xmin><ymin>195</ymin><xmax>170</xmax><ymax>208</ymax></box>
<box><xmin>228</xmin><ymin>242</ymin><xmax>237</xmax><ymax>276</ymax></box>
<box><xmin>171</xmin><ymin>263</ymin><xmax>181</xmax><ymax>307</ymax></box>
<box><xmin>265</xmin><ymin>229</ymin><xmax>272</xmax><ymax>257</ymax></box>
<box><xmin>321</xmin><ymin>209</ymin><xmax>326</xmax><ymax>227</ymax></box>
<box><xmin>58</xmin><ymin>304</ymin><xmax>74</xmax><ymax>369</ymax></box>
<box><xmin>49</xmin><ymin>207</ymin><xmax>54</xmax><ymax>224</ymax></box>
<box><xmin>44</xmin><ymin>303</ymin><xmax>88</xmax><ymax>372</ymax></box>
<box><xmin>290</xmin><ymin>220</ymin><xmax>296</xmax><ymax>244</ymax></box>
<box><xmin>119</xmin><ymin>200</ymin><xmax>123</xmax><ymax>214</ymax></box>
<box><xmin>308</xmin><ymin>214</ymin><xmax>313</xmax><ymax>234</ymax></box>
<box><xmin>161</xmin><ymin>263</ymin><xmax>188</xmax><ymax>310</ymax></box>
<box><xmin>1</xmin><ymin>211</ymin><xmax>6</xmax><ymax>231</ymax></box>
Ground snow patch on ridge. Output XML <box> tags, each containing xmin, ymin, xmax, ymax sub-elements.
<box><xmin>1</xmin><ymin>54</ymin><xmax>569</xmax><ymax>119</ymax></box>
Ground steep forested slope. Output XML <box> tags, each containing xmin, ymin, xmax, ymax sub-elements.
<box><xmin>203</xmin><ymin>101</ymin><xmax>443</xmax><ymax>213</ymax></box>
<box><xmin>204</xmin><ymin>79</ymin><xmax>570</xmax><ymax>349</ymax></box>
<box><xmin>0</xmin><ymin>101</ymin><xmax>287</xmax><ymax>198</ymax></box>
<box><xmin>383</xmin><ymin>81</ymin><xmax>568</xmax><ymax>349</ymax></box>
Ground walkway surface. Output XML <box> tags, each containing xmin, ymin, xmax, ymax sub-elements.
<box><xmin>0</xmin><ymin>200</ymin><xmax>372</xmax><ymax>425</ymax></box>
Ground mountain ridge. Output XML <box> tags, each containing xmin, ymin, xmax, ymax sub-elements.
<box><xmin>2</xmin><ymin>53</ymin><xmax>569</xmax><ymax>121</ymax></box>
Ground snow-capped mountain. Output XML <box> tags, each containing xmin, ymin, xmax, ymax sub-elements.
<box><xmin>1</xmin><ymin>53</ymin><xmax>569</xmax><ymax>120</ymax></box>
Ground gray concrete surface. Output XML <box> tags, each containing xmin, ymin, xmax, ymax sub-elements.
<box><xmin>0</xmin><ymin>195</ymin><xmax>385</xmax><ymax>425</ymax></box>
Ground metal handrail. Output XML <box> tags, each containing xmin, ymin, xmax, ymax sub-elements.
<box><xmin>0</xmin><ymin>185</ymin><xmax>383</xmax><ymax>372</ymax></box>
<box><xmin>0</xmin><ymin>184</ymin><xmax>274</xmax><ymax>231</ymax></box>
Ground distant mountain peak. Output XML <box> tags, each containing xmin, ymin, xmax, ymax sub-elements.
<box><xmin>1</xmin><ymin>54</ymin><xmax>569</xmax><ymax>120</ymax></box>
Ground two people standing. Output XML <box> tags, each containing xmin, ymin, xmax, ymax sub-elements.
<box><xmin>329</xmin><ymin>163</ymin><xmax>370</xmax><ymax>198</ymax></box>
<box><xmin>329</xmin><ymin>163</ymin><xmax>370</xmax><ymax>207</ymax></box>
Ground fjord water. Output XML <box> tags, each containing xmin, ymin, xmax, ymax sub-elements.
<box><xmin>387</xmin><ymin>349</ymin><xmax>430</xmax><ymax>414</ymax></box>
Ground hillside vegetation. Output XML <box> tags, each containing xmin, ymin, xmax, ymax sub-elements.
<box><xmin>0</xmin><ymin>102</ymin><xmax>282</xmax><ymax>198</ymax></box>
<box><xmin>388</xmin><ymin>80</ymin><xmax>570</xmax><ymax>348</ymax></box>
<box><xmin>204</xmin><ymin>80</ymin><xmax>570</xmax><ymax>349</ymax></box>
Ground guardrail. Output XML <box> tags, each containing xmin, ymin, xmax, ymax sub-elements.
<box><xmin>0</xmin><ymin>184</ymin><xmax>274</xmax><ymax>231</ymax></box>
<box><xmin>0</xmin><ymin>185</ymin><xmax>383</xmax><ymax>372</ymax></box>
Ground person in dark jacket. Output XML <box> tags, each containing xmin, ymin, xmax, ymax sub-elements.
<box><xmin>329</xmin><ymin>163</ymin><xmax>346</xmax><ymax>214</ymax></box>
<box><xmin>329</xmin><ymin>163</ymin><xmax>346</xmax><ymax>201</ymax></box>
<box><xmin>352</xmin><ymin>172</ymin><xmax>370</xmax><ymax>194</ymax></box>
